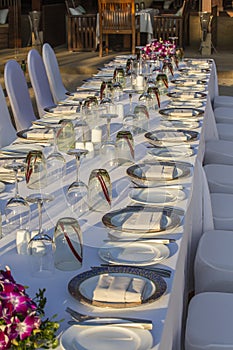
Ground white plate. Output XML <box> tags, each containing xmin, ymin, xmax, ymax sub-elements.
<box><xmin>147</xmin><ymin>146</ymin><xmax>195</xmax><ymax>160</ymax></box>
<box><xmin>129</xmin><ymin>187</ymin><xmax>186</xmax><ymax>205</ymax></box>
<box><xmin>99</xmin><ymin>241</ymin><xmax>170</xmax><ymax>266</ymax></box>
<box><xmin>60</xmin><ymin>325</ymin><xmax>153</xmax><ymax>350</ymax></box>
<box><xmin>0</xmin><ymin>181</ymin><xmax>5</xmax><ymax>193</ymax></box>
<box><xmin>160</xmin><ymin>119</ymin><xmax>201</xmax><ymax>129</ymax></box>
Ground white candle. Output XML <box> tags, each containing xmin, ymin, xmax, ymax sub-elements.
<box><xmin>91</xmin><ymin>128</ymin><xmax>102</xmax><ymax>143</ymax></box>
<box><xmin>136</xmin><ymin>75</ymin><xmax>144</xmax><ymax>88</ymax></box>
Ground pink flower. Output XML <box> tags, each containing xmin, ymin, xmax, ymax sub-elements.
<box><xmin>7</xmin><ymin>314</ymin><xmax>41</xmax><ymax>341</ymax></box>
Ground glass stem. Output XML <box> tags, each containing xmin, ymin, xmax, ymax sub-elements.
<box><xmin>75</xmin><ymin>155</ymin><xmax>81</xmax><ymax>182</ymax></box>
<box><xmin>53</xmin><ymin>127</ymin><xmax>60</xmax><ymax>153</ymax></box>
<box><xmin>106</xmin><ymin>118</ymin><xmax>111</xmax><ymax>142</ymax></box>
<box><xmin>38</xmin><ymin>200</ymin><xmax>43</xmax><ymax>235</ymax></box>
<box><xmin>14</xmin><ymin>169</ymin><xmax>19</xmax><ymax>198</ymax></box>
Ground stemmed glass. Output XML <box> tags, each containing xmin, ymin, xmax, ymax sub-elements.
<box><xmin>66</xmin><ymin>148</ymin><xmax>89</xmax><ymax>216</ymax></box>
<box><xmin>100</xmin><ymin>112</ymin><xmax>118</xmax><ymax>166</ymax></box>
<box><xmin>42</xmin><ymin>122</ymin><xmax>66</xmax><ymax>181</ymax></box>
<box><xmin>25</xmin><ymin>150</ymin><xmax>55</xmax><ymax>277</ymax></box>
<box><xmin>26</xmin><ymin>193</ymin><xmax>55</xmax><ymax>277</ymax></box>
<box><xmin>4</xmin><ymin>160</ymin><xmax>30</xmax><ymax>231</ymax></box>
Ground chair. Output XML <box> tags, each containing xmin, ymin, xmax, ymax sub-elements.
<box><xmin>185</xmin><ymin>292</ymin><xmax>233</xmax><ymax>350</ymax></box>
<box><xmin>27</xmin><ymin>48</ymin><xmax>56</xmax><ymax>118</ymax></box>
<box><xmin>98</xmin><ymin>0</ymin><xmax>140</xmax><ymax>57</ymax></box>
<box><xmin>65</xmin><ymin>0</ymin><xmax>97</xmax><ymax>52</ymax></box>
<box><xmin>4</xmin><ymin>59</ymin><xmax>37</xmax><ymax>131</ymax></box>
<box><xmin>0</xmin><ymin>83</ymin><xmax>16</xmax><ymax>148</ymax></box>
<box><xmin>153</xmin><ymin>0</ymin><xmax>190</xmax><ymax>47</ymax></box>
<box><xmin>194</xmin><ymin>230</ymin><xmax>233</xmax><ymax>294</ymax></box>
<box><xmin>42</xmin><ymin>43</ymin><xmax>70</xmax><ymax>104</ymax></box>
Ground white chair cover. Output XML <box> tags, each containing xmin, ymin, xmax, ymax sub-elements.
<box><xmin>204</xmin><ymin>139</ymin><xmax>233</xmax><ymax>165</ymax></box>
<box><xmin>214</xmin><ymin>95</ymin><xmax>233</xmax><ymax>109</ymax></box>
<box><xmin>195</xmin><ymin>230</ymin><xmax>233</xmax><ymax>293</ymax></box>
<box><xmin>0</xmin><ymin>84</ymin><xmax>16</xmax><ymax>148</ymax></box>
<box><xmin>27</xmin><ymin>48</ymin><xmax>56</xmax><ymax>117</ymax></box>
<box><xmin>185</xmin><ymin>292</ymin><xmax>233</xmax><ymax>350</ymax></box>
<box><xmin>215</xmin><ymin>107</ymin><xmax>233</xmax><ymax>124</ymax></box>
<box><xmin>204</xmin><ymin>164</ymin><xmax>233</xmax><ymax>194</ymax></box>
<box><xmin>216</xmin><ymin>123</ymin><xmax>233</xmax><ymax>141</ymax></box>
<box><xmin>4</xmin><ymin>59</ymin><xmax>37</xmax><ymax>131</ymax></box>
<box><xmin>211</xmin><ymin>192</ymin><xmax>233</xmax><ymax>230</ymax></box>
<box><xmin>42</xmin><ymin>43</ymin><xmax>69</xmax><ymax>104</ymax></box>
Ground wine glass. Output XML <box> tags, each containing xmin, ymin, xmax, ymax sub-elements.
<box><xmin>4</xmin><ymin>160</ymin><xmax>30</xmax><ymax>232</ymax></box>
<box><xmin>100</xmin><ymin>112</ymin><xmax>118</xmax><ymax>167</ymax></box>
<box><xmin>26</xmin><ymin>193</ymin><xmax>55</xmax><ymax>278</ymax></box>
<box><xmin>25</xmin><ymin>150</ymin><xmax>47</xmax><ymax>190</ymax></box>
<box><xmin>123</xmin><ymin>93</ymin><xmax>138</xmax><ymax>135</ymax></box>
<box><xmin>133</xmin><ymin>104</ymin><xmax>150</xmax><ymax>133</ymax></box>
<box><xmin>44</xmin><ymin>123</ymin><xmax>66</xmax><ymax>182</ymax></box>
<box><xmin>66</xmin><ymin>148</ymin><xmax>89</xmax><ymax>216</ymax></box>
<box><xmin>87</xmin><ymin>168</ymin><xmax>112</xmax><ymax>212</ymax></box>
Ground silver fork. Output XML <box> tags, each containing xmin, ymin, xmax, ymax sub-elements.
<box><xmin>65</xmin><ymin>307</ymin><xmax>152</xmax><ymax>324</ymax></box>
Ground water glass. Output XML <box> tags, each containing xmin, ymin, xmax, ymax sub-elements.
<box><xmin>25</xmin><ymin>150</ymin><xmax>47</xmax><ymax>190</ymax></box>
<box><xmin>88</xmin><ymin>169</ymin><xmax>112</xmax><ymax>212</ymax></box>
<box><xmin>54</xmin><ymin>217</ymin><xmax>83</xmax><ymax>271</ymax></box>
<box><xmin>115</xmin><ymin>130</ymin><xmax>134</xmax><ymax>165</ymax></box>
<box><xmin>57</xmin><ymin>120</ymin><xmax>75</xmax><ymax>153</ymax></box>
<box><xmin>28</xmin><ymin>233</ymin><xmax>55</xmax><ymax>278</ymax></box>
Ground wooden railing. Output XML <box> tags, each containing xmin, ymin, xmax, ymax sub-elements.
<box><xmin>0</xmin><ymin>0</ymin><xmax>21</xmax><ymax>49</ymax></box>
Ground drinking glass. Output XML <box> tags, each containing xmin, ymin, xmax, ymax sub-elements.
<box><xmin>133</xmin><ymin>104</ymin><xmax>150</xmax><ymax>133</ymax></box>
<box><xmin>147</xmin><ymin>84</ymin><xmax>160</xmax><ymax>109</ymax></box>
<box><xmin>4</xmin><ymin>160</ymin><xmax>30</xmax><ymax>231</ymax></box>
<box><xmin>100</xmin><ymin>112</ymin><xmax>118</xmax><ymax>166</ymax></box>
<box><xmin>56</xmin><ymin>119</ymin><xmax>75</xmax><ymax>153</ymax></box>
<box><xmin>54</xmin><ymin>217</ymin><xmax>83</xmax><ymax>271</ymax></box>
<box><xmin>88</xmin><ymin>169</ymin><xmax>112</xmax><ymax>212</ymax></box>
<box><xmin>66</xmin><ymin>148</ymin><xmax>89</xmax><ymax>216</ymax></box>
<box><xmin>115</xmin><ymin>130</ymin><xmax>134</xmax><ymax>165</ymax></box>
<box><xmin>46</xmin><ymin>124</ymin><xmax>66</xmax><ymax>181</ymax></box>
<box><xmin>156</xmin><ymin>72</ymin><xmax>168</xmax><ymax>95</ymax></box>
<box><xmin>26</xmin><ymin>193</ymin><xmax>55</xmax><ymax>278</ymax></box>
<box><xmin>113</xmin><ymin>67</ymin><xmax>125</xmax><ymax>87</ymax></box>
<box><xmin>25</xmin><ymin>150</ymin><xmax>47</xmax><ymax>190</ymax></box>
<box><xmin>138</xmin><ymin>90</ymin><xmax>153</xmax><ymax>110</ymax></box>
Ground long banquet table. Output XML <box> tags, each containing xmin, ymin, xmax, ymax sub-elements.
<box><xmin>0</xmin><ymin>56</ymin><xmax>219</xmax><ymax>349</ymax></box>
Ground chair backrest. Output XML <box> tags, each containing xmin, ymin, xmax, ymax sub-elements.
<box><xmin>27</xmin><ymin>48</ymin><xmax>56</xmax><ymax>118</ymax></box>
<box><xmin>98</xmin><ymin>0</ymin><xmax>136</xmax><ymax>33</ymax></box>
<box><xmin>4</xmin><ymin>59</ymin><xmax>37</xmax><ymax>131</ymax></box>
<box><xmin>42</xmin><ymin>43</ymin><xmax>68</xmax><ymax>104</ymax></box>
<box><xmin>0</xmin><ymin>83</ymin><xmax>16</xmax><ymax>147</ymax></box>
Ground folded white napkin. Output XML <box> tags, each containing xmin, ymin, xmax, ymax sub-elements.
<box><xmin>52</xmin><ymin>105</ymin><xmax>78</xmax><ymax>114</ymax></box>
<box><xmin>142</xmin><ymin>164</ymin><xmax>176</xmax><ymax>180</ymax></box>
<box><xmin>169</xmin><ymin>111</ymin><xmax>193</xmax><ymax>117</ymax></box>
<box><xmin>156</xmin><ymin>131</ymin><xmax>188</xmax><ymax>141</ymax></box>
<box><xmin>26</xmin><ymin>129</ymin><xmax>53</xmax><ymax>140</ymax></box>
<box><xmin>93</xmin><ymin>274</ymin><xmax>146</xmax><ymax>303</ymax></box>
<box><xmin>183</xmin><ymin>81</ymin><xmax>196</xmax><ymax>86</ymax></box>
<box><xmin>178</xmin><ymin>93</ymin><xmax>195</xmax><ymax>99</ymax></box>
<box><xmin>122</xmin><ymin>211</ymin><xmax>162</xmax><ymax>231</ymax></box>
<box><xmin>0</xmin><ymin>166</ymin><xmax>15</xmax><ymax>182</ymax></box>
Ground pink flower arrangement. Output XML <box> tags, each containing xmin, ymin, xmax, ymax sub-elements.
<box><xmin>142</xmin><ymin>39</ymin><xmax>176</xmax><ymax>60</ymax></box>
<box><xmin>0</xmin><ymin>267</ymin><xmax>60</xmax><ymax>349</ymax></box>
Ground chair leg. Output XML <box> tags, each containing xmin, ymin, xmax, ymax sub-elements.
<box><xmin>105</xmin><ymin>34</ymin><xmax>109</xmax><ymax>55</ymax></box>
<box><xmin>132</xmin><ymin>32</ymin><xmax>136</xmax><ymax>55</ymax></box>
<box><xmin>99</xmin><ymin>35</ymin><xmax>103</xmax><ymax>57</ymax></box>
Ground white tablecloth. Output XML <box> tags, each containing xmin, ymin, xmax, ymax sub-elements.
<box><xmin>0</xmin><ymin>59</ymin><xmax>219</xmax><ymax>349</ymax></box>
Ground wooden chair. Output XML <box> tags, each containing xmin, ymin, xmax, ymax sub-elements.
<box><xmin>0</xmin><ymin>0</ymin><xmax>21</xmax><ymax>49</ymax></box>
<box><xmin>65</xmin><ymin>0</ymin><xmax>97</xmax><ymax>51</ymax></box>
<box><xmin>153</xmin><ymin>0</ymin><xmax>191</xmax><ymax>47</ymax></box>
<box><xmin>98</xmin><ymin>0</ymin><xmax>140</xmax><ymax>57</ymax></box>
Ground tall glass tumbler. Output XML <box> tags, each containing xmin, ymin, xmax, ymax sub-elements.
<box><xmin>53</xmin><ymin>217</ymin><xmax>83</xmax><ymax>271</ymax></box>
<box><xmin>88</xmin><ymin>169</ymin><xmax>112</xmax><ymax>212</ymax></box>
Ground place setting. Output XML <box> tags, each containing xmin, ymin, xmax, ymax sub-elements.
<box><xmin>144</xmin><ymin>129</ymin><xmax>199</xmax><ymax>147</ymax></box>
<box><xmin>158</xmin><ymin>107</ymin><xmax>204</xmax><ymax>121</ymax></box>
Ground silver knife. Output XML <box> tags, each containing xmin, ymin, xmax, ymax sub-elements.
<box><xmin>104</xmin><ymin>238</ymin><xmax>176</xmax><ymax>244</ymax></box>
<box><xmin>68</xmin><ymin>319</ymin><xmax>153</xmax><ymax>330</ymax></box>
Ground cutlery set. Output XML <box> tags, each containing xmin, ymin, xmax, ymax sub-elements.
<box><xmin>66</xmin><ymin>307</ymin><xmax>153</xmax><ymax>330</ymax></box>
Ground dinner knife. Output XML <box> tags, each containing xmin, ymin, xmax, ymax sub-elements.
<box><xmin>103</xmin><ymin>238</ymin><xmax>176</xmax><ymax>244</ymax></box>
<box><xmin>68</xmin><ymin>320</ymin><xmax>153</xmax><ymax>330</ymax></box>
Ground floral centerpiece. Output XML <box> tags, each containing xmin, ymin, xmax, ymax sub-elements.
<box><xmin>141</xmin><ymin>39</ymin><xmax>176</xmax><ymax>61</ymax></box>
<box><xmin>0</xmin><ymin>267</ymin><xmax>60</xmax><ymax>349</ymax></box>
